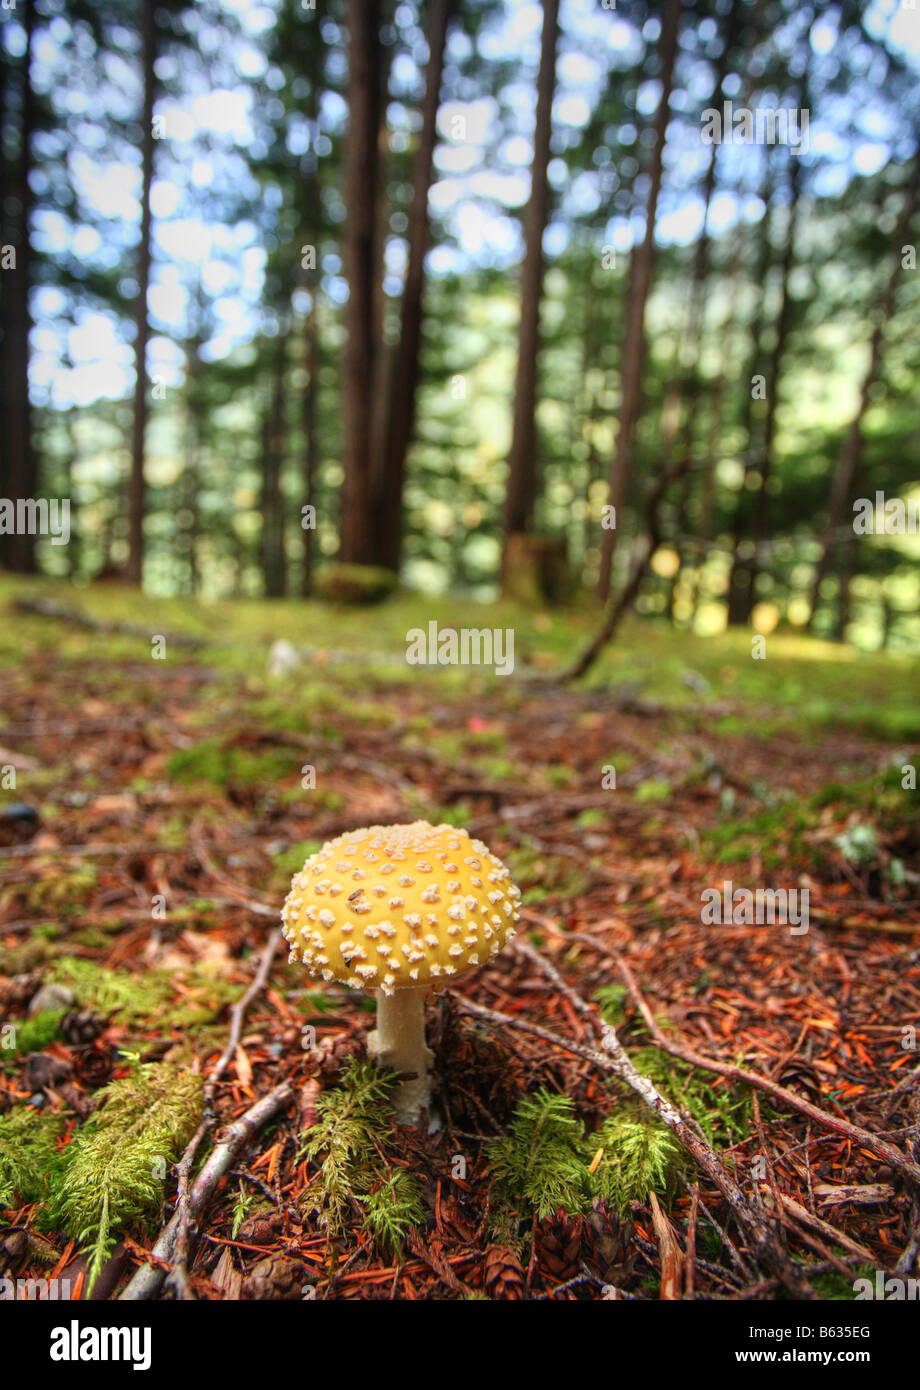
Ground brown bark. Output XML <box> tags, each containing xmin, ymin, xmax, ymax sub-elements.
<box><xmin>0</xmin><ymin>4</ymin><xmax>37</xmax><ymax>572</ymax></box>
<box><xmin>501</xmin><ymin>0</ymin><xmax>561</xmax><ymax>558</ymax></box>
<box><xmin>126</xmin><ymin>0</ymin><xmax>158</xmax><ymax>586</ymax></box>
<box><xmin>301</xmin><ymin>36</ymin><xmax>323</xmax><ymax>596</ymax></box>
<box><xmin>262</xmin><ymin>334</ymin><xmax>289</xmax><ymax>598</ymax></box>
<box><xmin>807</xmin><ymin>150</ymin><xmax>920</xmax><ymax>628</ymax></box>
<box><xmin>339</xmin><ymin>0</ymin><xmax>384</xmax><ymax>565</ymax></box>
<box><xmin>597</xmin><ymin>0</ymin><xmax>682</xmax><ymax>601</ymax></box>
<box><xmin>373</xmin><ymin>0</ymin><xmax>451</xmax><ymax>573</ymax></box>
<box><xmin>727</xmin><ymin>153</ymin><xmax>801</xmax><ymax>623</ymax></box>
<box><xmin>725</xmin><ymin>159</ymin><xmax>774</xmax><ymax>625</ymax></box>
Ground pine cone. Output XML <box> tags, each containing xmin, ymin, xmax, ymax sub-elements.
<box><xmin>73</xmin><ymin>1041</ymin><xmax>115</xmax><ymax>1088</ymax></box>
<box><xmin>583</xmin><ymin>1200</ymin><xmax>635</xmax><ymax>1285</ymax></box>
<box><xmin>59</xmin><ymin>1009</ymin><xmax>106</xmax><ymax>1046</ymax></box>
<box><xmin>536</xmin><ymin>1208</ymin><xmax>584</xmax><ymax>1280</ymax></box>
<box><xmin>482</xmin><ymin>1244</ymin><xmax>525</xmax><ymax>1300</ymax></box>
<box><xmin>242</xmin><ymin>1253</ymin><xmax>307</xmax><ymax>1300</ymax></box>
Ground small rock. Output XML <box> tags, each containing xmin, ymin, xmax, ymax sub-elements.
<box><xmin>267</xmin><ymin>639</ymin><xmax>301</xmax><ymax>678</ymax></box>
<box><xmin>25</xmin><ymin>1052</ymin><xmax>72</xmax><ymax>1089</ymax></box>
<box><xmin>28</xmin><ymin>983</ymin><xmax>76</xmax><ymax>1017</ymax></box>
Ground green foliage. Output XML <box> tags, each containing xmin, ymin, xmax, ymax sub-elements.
<box><xmin>45</xmin><ymin>1063</ymin><xmax>203</xmax><ymax>1295</ymax></box>
<box><xmin>0</xmin><ymin>1108</ymin><xmax>64</xmax><ymax>1208</ymax></box>
<box><xmin>49</xmin><ymin>956</ymin><xmax>173</xmax><ymax>1024</ymax></box>
<box><xmin>231</xmin><ymin>1182</ymin><xmax>258</xmax><ymax>1239</ymax></box>
<box><xmin>809</xmin><ymin>1263</ymin><xmax>875</xmax><ymax>1299</ymax></box>
<box><xmin>20</xmin><ymin>864</ymin><xmax>97</xmax><ymax>913</ymax></box>
<box><xmin>591</xmin><ymin>1115</ymin><xmax>683</xmax><ymax>1214</ymax></box>
<box><xmin>167</xmin><ymin>736</ymin><xmax>293</xmax><ymax>789</ymax></box>
<box><xmin>489</xmin><ymin>1090</ymin><xmax>591</xmax><ymax>1220</ymax></box>
<box><xmin>1</xmin><ymin>1008</ymin><xmax>66</xmax><ymax>1057</ymax></box>
<box><xmin>634</xmin><ymin>778</ymin><xmax>672</xmax><ymax>803</ymax></box>
<box><xmin>490</xmin><ymin>1088</ymin><xmax>686</xmax><ymax>1222</ymax></box>
<box><xmin>358</xmin><ymin>1168</ymin><xmax>426</xmax><ymax>1256</ymax></box>
<box><xmin>271</xmin><ymin>839</ymin><xmax>322</xmax><ymax>879</ymax></box>
<box><xmin>594</xmin><ymin>984</ymin><xmax>628</xmax><ymax>1025</ymax></box>
<box><xmin>626</xmin><ymin>1048</ymin><xmax>753</xmax><ymax>1148</ymax></box>
<box><xmin>506</xmin><ymin>842</ymin><xmax>591</xmax><ymax>905</ymax></box>
<box><xmin>299</xmin><ymin>1059</ymin><xmax>404</xmax><ymax>1238</ymax></box>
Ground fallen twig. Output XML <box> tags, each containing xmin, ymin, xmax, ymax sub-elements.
<box><xmin>455</xmin><ymin>993</ymin><xmax>815</xmax><ymax>1297</ymax></box>
<box><xmin>120</xmin><ymin>1081</ymin><xmax>294</xmax><ymax>1301</ymax></box>
<box><xmin>618</xmin><ymin>958</ymin><xmax>920</xmax><ymax>1190</ymax></box>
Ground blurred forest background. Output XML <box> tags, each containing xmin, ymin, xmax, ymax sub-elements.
<box><xmin>1</xmin><ymin>0</ymin><xmax>919</xmax><ymax>649</ymax></box>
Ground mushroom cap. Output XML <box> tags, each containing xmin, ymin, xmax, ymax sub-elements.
<box><xmin>281</xmin><ymin>821</ymin><xmax>521</xmax><ymax>996</ymax></box>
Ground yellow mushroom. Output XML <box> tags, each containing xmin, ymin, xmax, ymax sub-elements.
<box><xmin>281</xmin><ymin>820</ymin><xmax>521</xmax><ymax>1123</ymax></box>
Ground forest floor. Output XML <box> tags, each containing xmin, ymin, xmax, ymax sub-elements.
<box><xmin>1</xmin><ymin>576</ymin><xmax>918</xmax><ymax>1301</ymax></box>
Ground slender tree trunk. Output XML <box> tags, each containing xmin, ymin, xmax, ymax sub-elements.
<box><xmin>302</xmin><ymin>299</ymin><xmax>319</xmax><ymax>596</ymax></box>
<box><xmin>339</xmin><ymin>0</ymin><xmax>384</xmax><ymax>565</ymax></box>
<box><xmin>0</xmin><ymin>4</ymin><xmax>37</xmax><ymax>572</ymax></box>
<box><xmin>727</xmin><ymin>153</ymin><xmax>801</xmax><ymax>623</ymax></box>
<box><xmin>373</xmin><ymin>0</ymin><xmax>451</xmax><ymax>573</ymax></box>
<box><xmin>301</xmin><ymin>29</ymin><xmax>323</xmax><ymax>596</ymax></box>
<box><xmin>126</xmin><ymin>0</ymin><xmax>157</xmax><ymax>586</ymax></box>
<box><xmin>597</xmin><ymin>0</ymin><xmax>682</xmax><ymax>601</ymax></box>
<box><xmin>807</xmin><ymin>150</ymin><xmax>920</xmax><ymax>628</ymax></box>
<box><xmin>262</xmin><ymin>334</ymin><xmax>288</xmax><ymax>598</ymax></box>
<box><xmin>183</xmin><ymin>294</ymin><xmax>205</xmax><ymax>596</ymax></box>
<box><xmin>725</xmin><ymin>157</ymin><xmax>774</xmax><ymax>625</ymax></box>
<box><xmin>501</xmin><ymin>0</ymin><xmax>561</xmax><ymax>558</ymax></box>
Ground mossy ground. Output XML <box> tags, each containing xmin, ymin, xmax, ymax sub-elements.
<box><xmin>0</xmin><ymin>576</ymin><xmax>917</xmax><ymax>1299</ymax></box>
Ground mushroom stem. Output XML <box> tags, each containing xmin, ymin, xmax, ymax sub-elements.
<box><xmin>367</xmin><ymin>985</ymin><xmax>434</xmax><ymax>1124</ymax></box>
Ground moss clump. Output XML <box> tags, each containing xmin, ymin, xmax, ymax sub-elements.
<box><xmin>489</xmin><ymin>1091</ymin><xmax>591</xmax><ymax>1219</ymax></box>
<box><xmin>45</xmin><ymin>1062</ymin><xmax>203</xmax><ymax>1294</ymax></box>
<box><xmin>358</xmin><ymin>1169</ymin><xmax>426</xmax><ymax>1256</ymax></box>
<box><xmin>167</xmin><ymin>736</ymin><xmax>292</xmax><ymax>789</ymax></box>
<box><xmin>0</xmin><ymin>1107</ymin><xmax>65</xmax><ymax>1208</ymax></box>
<box><xmin>313</xmin><ymin>563</ymin><xmax>397</xmax><ymax>605</ymax></box>
<box><xmin>1</xmin><ymin>1008</ymin><xmax>66</xmax><ymax>1058</ymax></box>
<box><xmin>299</xmin><ymin>1059</ymin><xmax>426</xmax><ymax>1254</ymax></box>
<box><xmin>489</xmin><ymin>1089</ymin><xmax>685</xmax><ymax>1221</ymax></box>
<box><xmin>49</xmin><ymin>957</ymin><xmax>173</xmax><ymax>1025</ymax></box>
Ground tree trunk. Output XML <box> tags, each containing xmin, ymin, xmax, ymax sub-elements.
<box><xmin>301</xmin><ymin>28</ymin><xmax>323</xmax><ymax>596</ymax></box>
<box><xmin>501</xmin><ymin>0</ymin><xmax>561</xmax><ymax>564</ymax></box>
<box><xmin>0</xmin><ymin>3</ymin><xmax>37</xmax><ymax>572</ymax></box>
<box><xmin>597</xmin><ymin>0</ymin><xmax>682</xmax><ymax>601</ymax></box>
<box><xmin>373</xmin><ymin>0</ymin><xmax>451</xmax><ymax>574</ymax></box>
<box><xmin>807</xmin><ymin>150</ymin><xmax>920</xmax><ymax>628</ymax></box>
<box><xmin>183</xmin><ymin>287</ymin><xmax>205</xmax><ymax>596</ymax></box>
<box><xmin>727</xmin><ymin>152</ymin><xmax>801</xmax><ymax>623</ymax></box>
<box><xmin>126</xmin><ymin>0</ymin><xmax>157</xmax><ymax>586</ymax></box>
<box><xmin>262</xmin><ymin>334</ymin><xmax>288</xmax><ymax>599</ymax></box>
<box><xmin>725</xmin><ymin>157</ymin><xmax>774</xmax><ymax>625</ymax></box>
<box><xmin>339</xmin><ymin>0</ymin><xmax>384</xmax><ymax>565</ymax></box>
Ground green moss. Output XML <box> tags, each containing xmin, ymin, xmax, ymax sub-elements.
<box><xmin>45</xmin><ymin>1063</ymin><xmax>204</xmax><ymax>1294</ymax></box>
<box><xmin>0</xmin><ymin>1108</ymin><xmax>65</xmax><ymax>1207</ymax></box>
<box><xmin>1</xmin><ymin>1008</ymin><xmax>66</xmax><ymax>1058</ymax></box>
<box><xmin>634</xmin><ymin>778</ymin><xmax>672</xmax><ymax>804</ymax></box>
<box><xmin>271</xmin><ymin>839</ymin><xmax>322</xmax><ymax>878</ymax></box>
<box><xmin>167</xmin><ymin>736</ymin><xmax>293</xmax><ymax>789</ymax></box>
